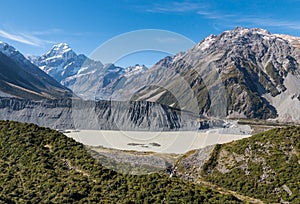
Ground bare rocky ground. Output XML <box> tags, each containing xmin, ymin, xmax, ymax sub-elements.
<box><xmin>86</xmin><ymin>145</ymin><xmax>180</xmax><ymax>175</ymax></box>
<box><xmin>174</xmin><ymin>145</ymin><xmax>216</xmax><ymax>180</ymax></box>
<box><xmin>86</xmin><ymin>144</ymin><xmax>219</xmax><ymax>177</ymax></box>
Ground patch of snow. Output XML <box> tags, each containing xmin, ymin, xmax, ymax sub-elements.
<box><xmin>274</xmin><ymin>34</ymin><xmax>300</xmax><ymax>43</ymax></box>
<box><xmin>44</xmin><ymin>54</ymin><xmax>63</xmax><ymax>61</ymax></box>
<box><xmin>239</xmin><ymin>28</ymin><xmax>249</xmax><ymax>36</ymax></box>
<box><xmin>262</xmin><ymin>35</ymin><xmax>271</xmax><ymax>41</ymax></box>
<box><xmin>252</xmin><ymin>28</ymin><xmax>270</xmax><ymax>35</ymax></box>
<box><xmin>62</xmin><ymin>69</ymin><xmax>97</xmax><ymax>85</ymax></box>
<box><xmin>124</xmin><ymin>65</ymin><xmax>147</xmax><ymax>77</ymax></box>
<box><xmin>199</xmin><ymin>35</ymin><xmax>216</xmax><ymax>51</ymax></box>
<box><xmin>77</xmin><ymin>67</ymin><xmax>90</xmax><ymax>74</ymax></box>
<box><xmin>39</xmin><ymin>65</ymin><xmax>47</xmax><ymax>72</ymax></box>
<box><xmin>169</xmin><ymin>103</ymin><xmax>175</xmax><ymax>107</ymax></box>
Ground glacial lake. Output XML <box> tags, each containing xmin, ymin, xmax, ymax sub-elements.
<box><xmin>65</xmin><ymin>129</ymin><xmax>251</xmax><ymax>154</ymax></box>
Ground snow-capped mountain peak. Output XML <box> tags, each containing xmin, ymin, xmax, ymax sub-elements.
<box><xmin>220</xmin><ymin>27</ymin><xmax>273</xmax><ymax>40</ymax></box>
<box><xmin>28</xmin><ymin>43</ymin><xmax>82</xmax><ymax>81</ymax></box>
<box><xmin>30</xmin><ymin>47</ymin><xmax>149</xmax><ymax>100</ymax></box>
<box><xmin>50</xmin><ymin>42</ymin><xmax>70</xmax><ymax>51</ymax></box>
<box><xmin>44</xmin><ymin>42</ymin><xmax>75</xmax><ymax>59</ymax></box>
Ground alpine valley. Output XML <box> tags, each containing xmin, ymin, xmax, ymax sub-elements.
<box><xmin>0</xmin><ymin>27</ymin><xmax>299</xmax><ymax>203</ymax></box>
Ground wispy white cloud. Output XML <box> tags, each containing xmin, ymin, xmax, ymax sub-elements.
<box><xmin>0</xmin><ymin>30</ymin><xmax>38</xmax><ymax>46</ymax></box>
<box><xmin>0</xmin><ymin>29</ymin><xmax>55</xmax><ymax>46</ymax></box>
<box><xmin>196</xmin><ymin>9</ymin><xmax>300</xmax><ymax>31</ymax></box>
<box><xmin>197</xmin><ymin>10</ymin><xmax>235</xmax><ymax>20</ymax></box>
<box><xmin>31</xmin><ymin>28</ymin><xmax>62</xmax><ymax>36</ymax></box>
<box><xmin>147</xmin><ymin>1</ymin><xmax>300</xmax><ymax>32</ymax></box>
<box><xmin>235</xmin><ymin>16</ymin><xmax>300</xmax><ymax>30</ymax></box>
<box><xmin>147</xmin><ymin>1</ymin><xmax>205</xmax><ymax>13</ymax></box>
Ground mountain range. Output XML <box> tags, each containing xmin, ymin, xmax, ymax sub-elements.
<box><xmin>0</xmin><ymin>27</ymin><xmax>299</xmax><ymax>126</ymax></box>
<box><xmin>28</xmin><ymin>44</ymin><xmax>147</xmax><ymax>100</ymax></box>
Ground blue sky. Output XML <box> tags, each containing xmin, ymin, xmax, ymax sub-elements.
<box><xmin>1</xmin><ymin>0</ymin><xmax>300</xmax><ymax>67</ymax></box>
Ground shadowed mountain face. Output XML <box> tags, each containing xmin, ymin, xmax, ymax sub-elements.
<box><xmin>106</xmin><ymin>28</ymin><xmax>300</xmax><ymax>122</ymax></box>
<box><xmin>0</xmin><ymin>42</ymin><xmax>73</xmax><ymax>100</ymax></box>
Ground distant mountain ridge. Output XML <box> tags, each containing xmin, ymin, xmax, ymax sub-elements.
<box><xmin>29</xmin><ymin>44</ymin><xmax>147</xmax><ymax>100</ymax></box>
<box><xmin>0</xmin><ymin>41</ymin><xmax>73</xmax><ymax>100</ymax></box>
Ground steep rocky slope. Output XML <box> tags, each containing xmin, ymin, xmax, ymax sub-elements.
<box><xmin>0</xmin><ymin>41</ymin><xmax>72</xmax><ymax>99</ymax></box>
<box><xmin>109</xmin><ymin>28</ymin><xmax>300</xmax><ymax>122</ymax></box>
<box><xmin>0</xmin><ymin>97</ymin><xmax>199</xmax><ymax>130</ymax></box>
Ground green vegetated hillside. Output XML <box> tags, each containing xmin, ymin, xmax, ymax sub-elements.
<box><xmin>0</xmin><ymin>120</ymin><xmax>241</xmax><ymax>203</ymax></box>
<box><xmin>202</xmin><ymin>126</ymin><xmax>300</xmax><ymax>203</ymax></box>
